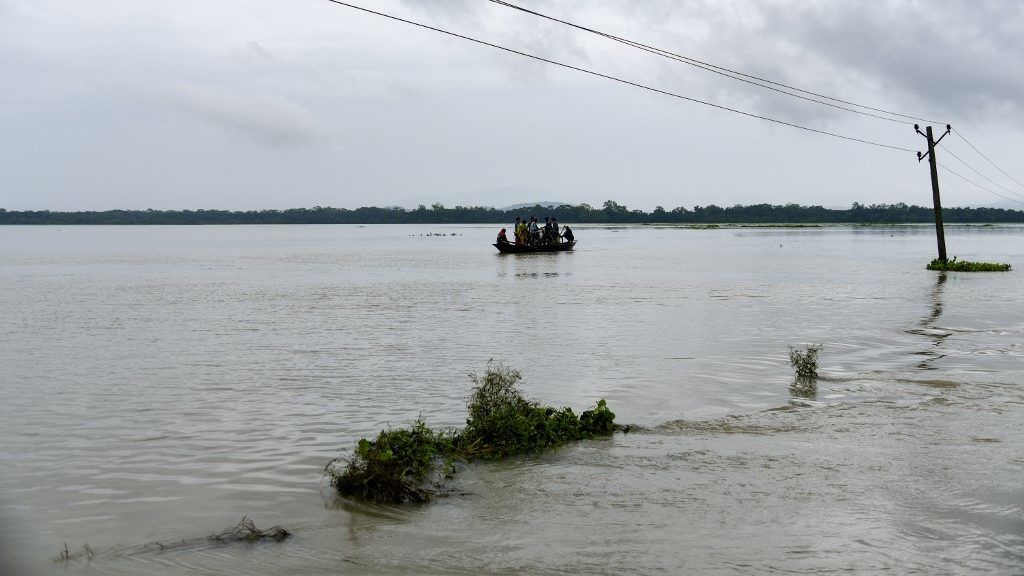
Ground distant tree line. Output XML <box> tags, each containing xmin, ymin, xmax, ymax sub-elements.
<box><xmin>2</xmin><ymin>201</ymin><xmax>1023</xmax><ymax>225</ymax></box>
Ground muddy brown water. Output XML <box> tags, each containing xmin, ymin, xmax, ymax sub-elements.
<box><xmin>1</xmin><ymin>224</ymin><xmax>1022</xmax><ymax>574</ymax></box>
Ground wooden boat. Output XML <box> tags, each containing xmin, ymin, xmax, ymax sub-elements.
<box><xmin>493</xmin><ymin>241</ymin><xmax>576</xmax><ymax>253</ymax></box>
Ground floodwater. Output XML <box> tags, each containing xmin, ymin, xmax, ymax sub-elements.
<box><xmin>1</xmin><ymin>223</ymin><xmax>1022</xmax><ymax>575</ymax></box>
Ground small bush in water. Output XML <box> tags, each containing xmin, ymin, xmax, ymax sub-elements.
<box><xmin>789</xmin><ymin>345</ymin><xmax>821</xmax><ymax>380</ymax></box>
<box><xmin>459</xmin><ymin>363</ymin><xmax>616</xmax><ymax>459</ymax></box>
<box><xmin>329</xmin><ymin>419</ymin><xmax>457</xmax><ymax>503</ymax></box>
<box><xmin>926</xmin><ymin>257</ymin><xmax>1010</xmax><ymax>272</ymax></box>
<box><xmin>327</xmin><ymin>362</ymin><xmax>617</xmax><ymax>503</ymax></box>
<box><xmin>788</xmin><ymin>345</ymin><xmax>822</xmax><ymax>399</ymax></box>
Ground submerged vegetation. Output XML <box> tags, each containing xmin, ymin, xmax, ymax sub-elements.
<box><xmin>789</xmin><ymin>345</ymin><xmax>822</xmax><ymax>398</ymax></box>
<box><xmin>330</xmin><ymin>419</ymin><xmax>457</xmax><ymax>503</ymax></box>
<box><xmin>326</xmin><ymin>362</ymin><xmax>617</xmax><ymax>503</ymax></box>
<box><xmin>208</xmin><ymin>516</ymin><xmax>291</xmax><ymax>543</ymax></box>
<box><xmin>926</xmin><ymin>257</ymin><xmax>1011</xmax><ymax>272</ymax></box>
<box><xmin>789</xmin><ymin>345</ymin><xmax>821</xmax><ymax>380</ymax></box>
<box><xmin>55</xmin><ymin>517</ymin><xmax>290</xmax><ymax>564</ymax></box>
<box><xmin>460</xmin><ymin>364</ymin><xmax>616</xmax><ymax>459</ymax></box>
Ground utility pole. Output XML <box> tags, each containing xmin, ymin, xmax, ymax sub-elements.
<box><xmin>916</xmin><ymin>124</ymin><xmax>951</xmax><ymax>262</ymax></box>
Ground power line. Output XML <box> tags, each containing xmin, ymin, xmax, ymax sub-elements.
<box><xmin>323</xmin><ymin>0</ymin><xmax>916</xmax><ymax>153</ymax></box>
<box><xmin>938</xmin><ymin>142</ymin><xmax>1024</xmax><ymax>200</ymax></box>
<box><xmin>937</xmin><ymin>162</ymin><xmax>1024</xmax><ymax>207</ymax></box>
<box><xmin>489</xmin><ymin>0</ymin><xmax>908</xmax><ymax>125</ymax></box>
<box><xmin>486</xmin><ymin>0</ymin><xmax>946</xmax><ymax>126</ymax></box>
<box><xmin>951</xmin><ymin>128</ymin><xmax>1024</xmax><ymax>192</ymax></box>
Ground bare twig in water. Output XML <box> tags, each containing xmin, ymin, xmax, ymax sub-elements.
<box><xmin>55</xmin><ymin>517</ymin><xmax>290</xmax><ymax>564</ymax></box>
<box><xmin>208</xmin><ymin>516</ymin><xmax>290</xmax><ymax>543</ymax></box>
<box><xmin>56</xmin><ymin>542</ymin><xmax>94</xmax><ymax>564</ymax></box>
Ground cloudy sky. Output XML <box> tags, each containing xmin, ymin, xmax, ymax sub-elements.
<box><xmin>2</xmin><ymin>0</ymin><xmax>1022</xmax><ymax>211</ymax></box>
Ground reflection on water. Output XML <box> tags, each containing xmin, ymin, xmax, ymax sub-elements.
<box><xmin>926</xmin><ymin>271</ymin><xmax>948</xmax><ymax>326</ymax></box>
<box><xmin>910</xmin><ymin>271</ymin><xmax>949</xmax><ymax>369</ymax></box>
<box><xmin>1</xmin><ymin>224</ymin><xmax>1022</xmax><ymax>575</ymax></box>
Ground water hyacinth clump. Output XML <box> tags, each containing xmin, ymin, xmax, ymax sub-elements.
<box><xmin>926</xmin><ymin>257</ymin><xmax>1010</xmax><ymax>272</ymax></box>
<box><xmin>327</xmin><ymin>362</ymin><xmax>617</xmax><ymax>503</ymax></box>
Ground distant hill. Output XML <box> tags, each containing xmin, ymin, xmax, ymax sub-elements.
<box><xmin>500</xmin><ymin>201</ymin><xmax>570</xmax><ymax>210</ymax></box>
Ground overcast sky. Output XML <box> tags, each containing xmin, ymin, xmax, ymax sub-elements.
<box><xmin>2</xmin><ymin>0</ymin><xmax>1023</xmax><ymax>211</ymax></box>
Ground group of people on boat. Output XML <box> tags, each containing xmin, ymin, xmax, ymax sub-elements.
<box><xmin>496</xmin><ymin>216</ymin><xmax>574</xmax><ymax>247</ymax></box>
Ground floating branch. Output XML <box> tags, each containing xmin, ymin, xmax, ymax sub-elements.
<box><xmin>208</xmin><ymin>516</ymin><xmax>290</xmax><ymax>543</ymax></box>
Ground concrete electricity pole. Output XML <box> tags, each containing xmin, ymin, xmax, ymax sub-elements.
<box><xmin>916</xmin><ymin>124</ymin><xmax>952</xmax><ymax>262</ymax></box>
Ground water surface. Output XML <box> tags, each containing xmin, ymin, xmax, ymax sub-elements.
<box><xmin>1</xmin><ymin>224</ymin><xmax>1022</xmax><ymax>574</ymax></box>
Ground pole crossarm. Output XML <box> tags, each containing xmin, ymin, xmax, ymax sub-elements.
<box><xmin>916</xmin><ymin>124</ymin><xmax>951</xmax><ymax>162</ymax></box>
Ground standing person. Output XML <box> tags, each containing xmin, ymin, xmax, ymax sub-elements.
<box><xmin>529</xmin><ymin>216</ymin><xmax>540</xmax><ymax>246</ymax></box>
<box><xmin>550</xmin><ymin>217</ymin><xmax>560</xmax><ymax>244</ymax></box>
<box><xmin>517</xmin><ymin>216</ymin><xmax>528</xmax><ymax>244</ymax></box>
<box><xmin>513</xmin><ymin>217</ymin><xmax>521</xmax><ymax>243</ymax></box>
<box><xmin>543</xmin><ymin>217</ymin><xmax>552</xmax><ymax>244</ymax></box>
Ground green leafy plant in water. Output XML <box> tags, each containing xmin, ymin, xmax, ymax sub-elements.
<box><xmin>788</xmin><ymin>345</ymin><xmax>821</xmax><ymax>399</ymax></box>
<box><xmin>579</xmin><ymin>399</ymin><xmax>616</xmax><ymax>435</ymax></box>
<box><xmin>327</xmin><ymin>361</ymin><xmax>618</xmax><ymax>503</ymax></box>
<box><xmin>926</xmin><ymin>257</ymin><xmax>1010</xmax><ymax>272</ymax></box>
<box><xmin>458</xmin><ymin>362</ymin><xmax>617</xmax><ymax>459</ymax></box>
<box><xmin>789</xmin><ymin>344</ymin><xmax>821</xmax><ymax>380</ymax></box>
<box><xmin>328</xmin><ymin>418</ymin><xmax>457</xmax><ymax>503</ymax></box>
<box><xmin>789</xmin><ymin>378</ymin><xmax>817</xmax><ymax>399</ymax></box>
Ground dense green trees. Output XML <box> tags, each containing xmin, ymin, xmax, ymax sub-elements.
<box><xmin>1</xmin><ymin>201</ymin><xmax>1022</xmax><ymax>225</ymax></box>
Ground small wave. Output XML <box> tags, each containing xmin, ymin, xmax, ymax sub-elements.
<box><xmin>653</xmin><ymin>415</ymin><xmax>802</xmax><ymax>436</ymax></box>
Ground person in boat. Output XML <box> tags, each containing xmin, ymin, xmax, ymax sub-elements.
<box><xmin>545</xmin><ymin>217</ymin><xmax>559</xmax><ymax>245</ymax></box>
<box><xmin>496</xmin><ymin>228</ymin><xmax>509</xmax><ymax>245</ymax></box>
<box><xmin>528</xmin><ymin>216</ymin><xmax>540</xmax><ymax>246</ymax></box>
<box><xmin>561</xmin><ymin>225</ymin><xmax>574</xmax><ymax>243</ymax></box>
<box><xmin>516</xmin><ymin>217</ymin><xmax>528</xmax><ymax>244</ymax></box>
<box><xmin>550</xmin><ymin>217</ymin><xmax>560</xmax><ymax>243</ymax></box>
<box><xmin>513</xmin><ymin>217</ymin><xmax>521</xmax><ymax>242</ymax></box>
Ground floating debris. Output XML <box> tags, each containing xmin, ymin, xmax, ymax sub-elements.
<box><xmin>55</xmin><ymin>517</ymin><xmax>290</xmax><ymax>565</ymax></box>
<box><xmin>209</xmin><ymin>516</ymin><xmax>290</xmax><ymax>543</ymax></box>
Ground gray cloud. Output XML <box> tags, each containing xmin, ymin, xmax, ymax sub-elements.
<box><xmin>752</xmin><ymin>1</ymin><xmax>1024</xmax><ymax>124</ymax></box>
<box><xmin>164</xmin><ymin>83</ymin><xmax>326</xmax><ymax>147</ymax></box>
<box><xmin>1</xmin><ymin>0</ymin><xmax>1020</xmax><ymax>210</ymax></box>
<box><xmin>458</xmin><ymin>0</ymin><xmax>1024</xmax><ymax>127</ymax></box>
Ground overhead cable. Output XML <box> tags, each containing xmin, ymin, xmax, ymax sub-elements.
<box><xmin>486</xmin><ymin>0</ymin><xmax>946</xmax><ymax>126</ymax></box>
<box><xmin>938</xmin><ymin>142</ymin><xmax>1024</xmax><ymax>200</ymax></box>
<box><xmin>323</xmin><ymin>0</ymin><xmax>916</xmax><ymax>153</ymax></box>
<box><xmin>951</xmin><ymin>128</ymin><xmax>1024</xmax><ymax>192</ymax></box>
<box><xmin>937</xmin><ymin>162</ymin><xmax>1024</xmax><ymax>207</ymax></box>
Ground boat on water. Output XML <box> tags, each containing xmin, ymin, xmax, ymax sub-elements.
<box><xmin>493</xmin><ymin>241</ymin><xmax>576</xmax><ymax>254</ymax></box>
